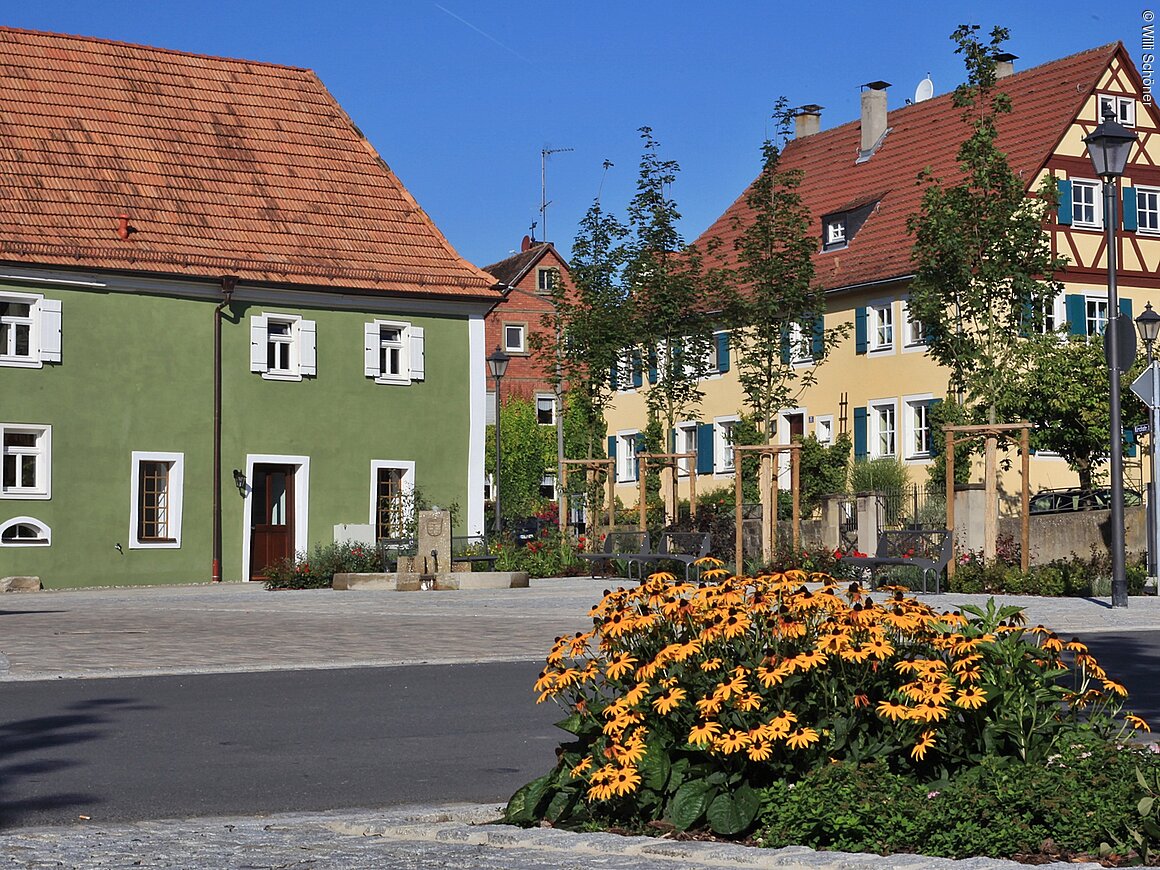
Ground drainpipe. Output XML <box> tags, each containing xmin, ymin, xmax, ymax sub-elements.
<box><xmin>212</xmin><ymin>276</ymin><xmax>238</xmax><ymax>583</ymax></box>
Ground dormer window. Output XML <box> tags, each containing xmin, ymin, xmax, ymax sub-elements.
<box><xmin>824</xmin><ymin>218</ymin><xmax>847</xmax><ymax>250</ymax></box>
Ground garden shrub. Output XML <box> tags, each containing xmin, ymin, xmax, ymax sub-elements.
<box><xmin>507</xmin><ymin>565</ymin><xmax>1149</xmax><ymax>846</ymax></box>
<box><xmin>493</xmin><ymin>526</ymin><xmax>584</xmax><ymax>578</ymax></box>
<box><xmin>263</xmin><ymin>540</ymin><xmax>381</xmax><ymax>589</ymax></box>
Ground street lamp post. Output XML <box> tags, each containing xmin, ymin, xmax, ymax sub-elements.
<box><xmin>1136</xmin><ymin>302</ymin><xmax>1160</xmax><ymax>579</ymax></box>
<box><xmin>1084</xmin><ymin>106</ymin><xmax>1139</xmax><ymax>607</ymax></box>
<box><xmin>486</xmin><ymin>347</ymin><xmax>510</xmax><ymax>535</ymax></box>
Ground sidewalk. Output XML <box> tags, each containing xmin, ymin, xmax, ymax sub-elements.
<box><xmin>0</xmin><ymin>578</ymin><xmax>1151</xmax><ymax>868</ymax></box>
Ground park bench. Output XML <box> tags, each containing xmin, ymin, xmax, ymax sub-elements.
<box><xmin>633</xmin><ymin>531</ymin><xmax>713</xmax><ymax>582</ymax></box>
<box><xmin>843</xmin><ymin>528</ymin><xmax>953</xmax><ymax>593</ymax></box>
<box><xmin>451</xmin><ymin>534</ymin><xmax>499</xmax><ymax>570</ymax></box>
<box><xmin>577</xmin><ymin>530</ymin><xmax>651</xmax><ymax>579</ymax></box>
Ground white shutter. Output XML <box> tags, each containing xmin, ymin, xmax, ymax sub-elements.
<box><xmin>250</xmin><ymin>315</ymin><xmax>268</xmax><ymax>372</ymax></box>
<box><xmin>298</xmin><ymin>319</ymin><xmax>317</xmax><ymax>376</ymax></box>
<box><xmin>364</xmin><ymin>322</ymin><xmax>379</xmax><ymax>377</ymax></box>
<box><xmin>409</xmin><ymin>325</ymin><xmax>424</xmax><ymax>381</ymax></box>
<box><xmin>39</xmin><ymin>298</ymin><xmax>62</xmax><ymax>362</ymax></box>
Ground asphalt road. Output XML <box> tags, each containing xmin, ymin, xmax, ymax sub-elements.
<box><xmin>0</xmin><ymin>661</ymin><xmax>562</xmax><ymax>829</ymax></box>
<box><xmin>1077</xmin><ymin>630</ymin><xmax>1160</xmax><ymax>723</ymax></box>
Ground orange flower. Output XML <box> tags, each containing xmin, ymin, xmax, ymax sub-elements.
<box><xmin>954</xmin><ymin>686</ymin><xmax>988</xmax><ymax>709</ymax></box>
<box><xmin>688</xmin><ymin>720</ymin><xmax>722</xmax><ymax>746</ymax></box>
<box><xmin>786</xmin><ymin>727</ymin><xmax>820</xmax><ymax>750</ymax></box>
<box><xmin>911</xmin><ymin>730</ymin><xmax>936</xmax><ymax>761</ymax></box>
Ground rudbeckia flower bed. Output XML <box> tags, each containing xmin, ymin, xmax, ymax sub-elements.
<box><xmin>506</xmin><ymin>561</ymin><xmax>1158</xmax><ymax>862</ymax></box>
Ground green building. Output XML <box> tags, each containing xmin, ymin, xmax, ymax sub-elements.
<box><xmin>0</xmin><ymin>28</ymin><xmax>498</xmax><ymax>587</ymax></box>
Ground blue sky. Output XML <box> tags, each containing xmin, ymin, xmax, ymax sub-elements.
<box><xmin>4</xmin><ymin>2</ymin><xmax>1145</xmax><ymax>269</ymax></box>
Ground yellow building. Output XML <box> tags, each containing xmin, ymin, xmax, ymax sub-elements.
<box><xmin>603</xmin><ymin>43</ymin><xmax>1160</xmax><ymax>509</ymax></box>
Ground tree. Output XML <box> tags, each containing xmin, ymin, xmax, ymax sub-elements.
<box><xmin>999</xmin><ymin>334</ymin><xmax>1146</xmax><ymax>490</ymax></box>
<box><xmin>485</xmin><ymin>397</ymin><xmax>556</xmax><ymax>520</ymax></box>
<box><xmin>906</xmin><ymin>25</ymin><xmax>1065</xmax><ymax>425</ymax></box>
<box><xmin>626</xmin><ymin>127</ymin><xmax>717</xmax><ymax>451</ymax></box>
<box><xmin>727</xmin><ymin>100</ymin><xmax>847</xmax><ymax>444</ymax></box>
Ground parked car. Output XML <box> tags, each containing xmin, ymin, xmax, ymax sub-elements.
<box><xmin>509</xmin><ymin>516</ymin><xmax>548</xmax><ymax>546</ymax></box>
<box><xmin>1028</xmin><ymin>487</ymin><xmax>1143</xmax><ymax>515</ymax></box>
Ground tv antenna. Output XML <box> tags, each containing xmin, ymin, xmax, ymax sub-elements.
<box><xmin>540</xmin><ymin>145</ymin><xmax>574</xmax><ymax>244</ymax></box>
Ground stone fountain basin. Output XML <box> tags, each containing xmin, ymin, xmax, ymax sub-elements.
<box><xmin>332</xmin><ymin>571</ymin><xmax>529</xmax><ymax>591</ymax></box>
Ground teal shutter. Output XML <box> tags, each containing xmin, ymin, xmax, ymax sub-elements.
<box><xmin>810</xmin><ymin>316</ymin><xmax>825</xmax><ymax>359</ymax></box>
<box><xmin>853</xmin><ymin>407</ymin><xmax>868</xmax><ymax>460</ymax></box>
<box><xmin>855</xmin><ymin>307</ymin><xmax>868</xmax><ymax>354</ymax></box>
<box><xmin>1019</xmin><ymin>300</ymin><xmax>1034</xmax><ymax>336</ymax></box>
<box><xmin>608</xmin><ymin>436</ymin><xmax>617</xmax><ymax>481</ymax></box>
<box><xmin>1120</xmin><ymin>298</ymin><xmax>1133</xmax><ymax>319</ymax></box>
<box><xmin>716</xmin><ymin>331</ymin><xmax>730</xmax><ymax>373</ymax></box>
<box><xmin>780</xmin><ymin>325</ymin><xmax>791</xmax><ymax>364</ymax></box>
<box><xmin>647</xmin><ymin>347</ymin><xmax>658</xmax><ymax>384</ymax></box>
<box><xmin>1124</xmin><ymin>187</ymin><xmax>1138</xmax><ymax>231</ymax></box>
<box><xmin>1065</xmin><ymin>294</ymin><xmax>1086</xmax><ymax>336</ymax></box>
<box><xmin>1126</xmin><ymin>427</ymin><xmax>1138</xmax><ymax>458</ymax></box>
<box><xmin>668</xmin><ymin>428</ymin><xmax>676</xmax><ymax>453</ymax></box>
<box><xmin>610</xmin><ymin>364</ymin><xmax>618</xmax><ymax>391</ymax></box>
<box><xmin>631</xmin><ymin>350</ymin><xmax>643</xmax><ymax>388</ymax></box>
<box><xmin>1057</xmin><ymin>179</ymin><xmax>1073</xmax><ymax>226</ymax></box>
<box><xmin>696</xmin><ymin>423</ymin><xmax>714</xmax><ymax>474</ymax></box>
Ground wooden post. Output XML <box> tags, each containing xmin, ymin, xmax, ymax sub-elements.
<box><xmin>661</xmin><ymin>463</ymin><xmax>675</xmax><ymax>526</ymax></box>
<box><xmin>984</xmin><ymin>435</ymin><xmax>998</xmax><ymax>562</ymax></box>
<box><xmin>734</xmin><ymin>445</ymin><xmax>743</xmax><ymax>574</ymax></box>
<box><xmin>1021</xmin><ymin>426</ymin><xmax>1030</xmax><ymax>573</ymax></box>
<box><xmin>638</xmin><ymin>457</ymin><xmax>647</xmax><ymax>532</ymax></box>
<box><xmin>791</xmin><ymin>445</ymin><xmax>801</xmax><ymax>552</ymax></box>
<box><xmin>760</xmin><ymin>453</ymin><xmax>773</xmax><ymax>565</ymax></box>
<box><xmin>946</xmin><ymin>430</ymin><xmax>956</xmax><ymax>579</ymax></box>
<box><xmin>560</xmin><ymin>462</ymin><xmax>568</xmax><ymax>536</ymax></box>
<box><xmin>607</xmin><ymin>464</ymin><xmax>615</xmax><ymax>530</ymax></box>
<box><xmin>690</xmin><ymin>466</ymin><xmax>697</xmax><ymax>520</ymax></box>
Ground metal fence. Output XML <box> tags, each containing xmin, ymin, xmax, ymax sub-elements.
<box><xmin>880</xmin><ymin>484</ymin><xmax>947</xmax><ymax>530</ymax></box>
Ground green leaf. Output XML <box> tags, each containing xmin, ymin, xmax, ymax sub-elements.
<box><xmin>545</xmin><ymin>787</ymin><xmax>579</xmax><ymax>824</ymax></box>
<box><xmin>639</xmin><ymin>744</ymin><xmax>672</xmax><ymax>792</ymax></box>
<box><xmin>707</xmin><ymin>792</ymin><xmax>749</xmax><ymax>836</ymax></box>
<box><xmin>554</xmin><ymin>713</ymin><xmax>583</xmax><ymax>735</ymax></box>
<box><xmin>669</xmin><ymin>779</ymin><xmax>712</xmax><ymax>831</ymax></box>
<box><xmin>1140</xmin><ymin>796</ymin><xmax>1155</xmax><ymax>816</ymax></box>
<box><xmin>1139</xmin><ymin>765</ymin><xmax>1150</xmax><ymax>791</ymax></box>
<box><xmin>504</xmin><ymin>772</ymin><xmax>553</xmax><ymax>825</ymax></box>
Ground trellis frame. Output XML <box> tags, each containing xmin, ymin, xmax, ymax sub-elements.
<box><xmin>732</xmin><ymin>443</ymin><xmax>802</xmax><ymax>569</ymax></box>
<box><xmin>634</xmin><ymin>453</ymin><xmax>698</xmax><ymax>530</ymax></box>
<box><xmin>560</xmin><ymin>458</ymin><xmax>615</xmax><ymax>534</ymax></box>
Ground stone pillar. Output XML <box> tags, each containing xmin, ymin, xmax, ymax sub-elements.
<box><xmin>953</xmin><ymin>485</ymin><xmax>987</xmax><ymax>557</ymax></box>
<box><xmin>417</xmin><ymin>510</ymin><xmax>452</xmax><ymax>574</ymax></box>
<box><xmin>855</xmin><ymin>493</ymin><xmax>882</xmax><ymax>555</ymax></box>
<box><xmin>820</xmin><ymin>494</ymin><xmax>842</xmax><ymax>552</ymax></box>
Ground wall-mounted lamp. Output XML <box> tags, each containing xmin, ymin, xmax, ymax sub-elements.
<box><xmin>232</xmin><ymin>469</ymin><xmax>247</xmax><ymax>498</ymax></box>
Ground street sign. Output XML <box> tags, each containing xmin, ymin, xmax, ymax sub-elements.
<box><xmin>1132</xmin><ymin>361</ymin><xmax>1160</xmax><ymax>407</ymax></box>
<box><xmin>1106</xmin><ymin>314</ymin><xmax>1138</xmax><ymax>373</ymax></box>
<box><xmin>1136</xmin><ymin>423</ymin><xmax>1152</xmax><ymax>435</ymax></box>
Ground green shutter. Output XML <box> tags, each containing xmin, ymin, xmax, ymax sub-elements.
<box><xmin>647</xmin><ymin>347</ymin><xmax>658</xmax><ymax>384</ymax></box>
<box><xmin>1057</xmin><ymin>178</ymin><xmax>1073</xmax><ymax>226</ymax></box>
<box><xmin>853</xmin><ymin>407</ymin><xmax>868</xmax><ymax>459</ymax></box>
<box><xmin>1124</xmin><ymin>187</ymin><xmax>1138</xmax><ymax>232</ymax></box>
<box><xmin>811</xmin><ymin>316</ymin><xmax>825</xmax><ymax>359</ymax></box>
<box><xmin>610</xmin><ymin>364</ymin><xmax>618</xmax><ymax>391</ymax></box>
<box><xmin>716</xmin><ymin>331</ymin><xmax>730</xmax><ymax>373</ymax></box>
<box><xmin>631</xmin><ymin>350</ymin><xmax>643</xmax><ymax>388</ymax></box>
<box><xmin>1120</xmin><ymin>298</ymin><xmax>1133</xmax><ymax>319</ymax></box>
<box><xmin>696</xmin><ymin>423</ymin><xmax>714</xmax><ymax>474</ymax></box>
<box><xmin>1065</xmin><ymin>294</ymin><xmax>1086</xmax><ymax>336</ymax></box>
<box><xmin>855</xmin><ymin>307</ymin><xmax>868</xmax><ymax>354</ymax></box>
<box><xmin>608</xmin><ymin>436</ymin><xmax>617</xmax><ymax>481</ymax></box>
<box><xmin>1126</xmin><ymin>427</ymin><xmax>1138</xmax><ymax>458</ymax></box>
<box><xmin>780</xmin><ymin>325</ymin><xmax>791</xmax><ymax>364</ymax></box>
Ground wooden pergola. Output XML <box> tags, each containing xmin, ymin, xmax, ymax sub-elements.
<box><xmin>559</xmin><ymin>458</ymin><xmax>615</xmax><ymax>535</ymax></box>
<box><xmin>635</xmin><ymin>452</ymin><xmax>698</xmax><ymax>530</ymax></box>
<box><xmin>732</xmin><ymin>443</ymin><xmax>802</xmax><ymax>569</ymax></box>
<box><xmin>944</xmin><ymin>422</ymin><xmax>1033</xmax><ymax>575</ymax></box>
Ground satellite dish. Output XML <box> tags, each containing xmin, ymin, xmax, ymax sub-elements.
<box><xmin>914</xmin><ymin>74</ymin><xmax>934</xmax><ymax>104</ymax></box>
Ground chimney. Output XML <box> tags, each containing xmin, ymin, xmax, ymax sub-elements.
<box><xmin>859</xmin><ymin>81</ymin><xmax>891</xmax><ymax>156</ymax></box>
<box><xmin>995</xmin><ymin>52</ymin><xmax>1018</xmax><ymax>79</ymax></box>
<box><xmin>793</xmin><ymin>104</ymin><xmax>823</xmax><ymax>139</ymax></box>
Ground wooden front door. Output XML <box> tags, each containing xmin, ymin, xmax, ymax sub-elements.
<box><xmin>786</xmin><ymin>414</ymin><xmax>805</xmax><ymax>441</ymax></box>
<box><xmin>249</xmin><ymin>464</ymin><xmax>295</xmax><ymax>580</ymax></box>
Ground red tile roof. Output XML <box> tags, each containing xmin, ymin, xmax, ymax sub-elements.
<box><xmin>0</xmin><ymin>28</ymin><xmax>499</xmax><ymax>299</ymax></box>
<box><xmin>698</xmin><ymin>44</ymin><xmax>1120</xmax><ymax>293</ymax></box>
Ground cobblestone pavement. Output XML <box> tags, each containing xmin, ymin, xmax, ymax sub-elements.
<box><xmin>0</xmin><ymin>579</ymin><xmax>1154</xmax><ymax>868</ymax></box>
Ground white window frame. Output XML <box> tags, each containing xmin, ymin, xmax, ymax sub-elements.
<box><xmin>365</xmin><ymin>320</ymin><xmax>423</xmax><ymax>385</ymax></box>
<box><xmin>714</xmin><ymin>416</ymin><xmax>739</xmax><ymax>474</ymax></box>
<box><xmin>1137</xmin><ymin>186</ymin><xmax>1160</xmax><ymax>235</ymax></box>
<box><xmin>1040</xmin><ymin>292</ymin><xmax>1063</xmax><ymax>335</ymax></box>
<box><xmin>503</xmin><ymin>323</ymin><xmax>527</xmax><ymax>354</ymax></box>
<box><xmin>616</xmin><ymin>350</ymin><xmax>635</xmax><ymax>392</ymax></box>
<box><xmin>1</xmin><ymin>423</ymin><xmax>51</xmax><ymax>499</ymax></box>
<box><xmin>368</xmin><ymin>459</ymin><xmax>415</xmax><ymax>536</ymax></box>
<box><xmin>1086</xmin><ymin>295</ymin><xmax>1109</xmax><ymax>337</ymax></box>
<box><xmin>0</xmin><ymin>291</ymin><xmax>61</xmax><ymax>369</ymax></box>
<box><xmin>903</xmin><ymin>395</ymin><xmax>935</xmax><ymax>460</ymax></box>
<box><xmin>824</xmin><ymin>217</ymin><xmax>847</xmax><ymax>250</ymax></box>
<box><xmin>900</xmin><ymin>299</ymin><xmax>927</xmax><ymax>350</ymax></box>
<box><xmin>536</xmin><ymin>268</ymin><xmax>556</xmax><ymax>294</ymax></box>
<box><xmin>616</xmin><ymin>430</ymin><xmax>640</xmax><ymax>482</ymax></box>
<box><xmin>1071</xmin><ymin>178</ymin><xmax>1102</xmax><ymax>230</ymax></box>
<box><xmin>0</xmin><ymin>516</ymin><xmax>51</xmax><ymax>547</ymax></box>
<box><xmin>868</xmin><ymin>399</ymin><xmax>897</xmax><ymax>458</ymax></box>
<box><xmin>815</xmin><ymin>415</ymin><xmax>834</xmax><ymax>446</ymax></box>
<box><xmin>868</xmin><ymin>302</ymin><xmax>894</xmax><ymax>353</ymax></box>
<box><xmin>539</xmin><ymin>472</ymin><xmax>557</xmax><ymax>501</ymax></box>
<box><xmin>675</xmin><ymin>421</ymin><xmax>698</xmax><ymax>476</ymax></box>
<box><xmin>788</xmin><ymin>322</ymin><xmax>813</xmax><ymax>364</ymax></box>
<box><xmin>251</xmin><ymin>312</ymin><xmax>316</xmax><ymax>381</ymax></box>
<box><xmin>535</xmin><ymin>393</ymin><xmax>556</xmax><ymax>426</ymax></box>
<box><xmin>1099</xmin><ymin>94</ymin><xmax>1136</xmax><ymax>127</ymax></box>
<box><xmin>129</xmin><ymin>451</ymin><xmax>184</xmax><ymax>549</ymax></box>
